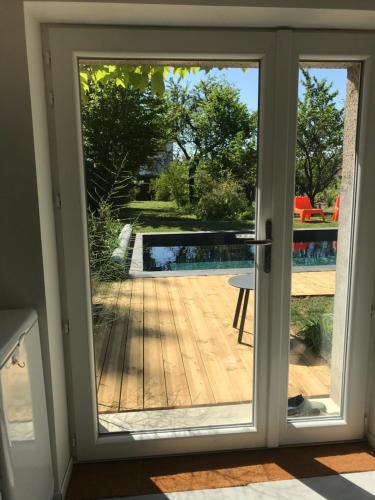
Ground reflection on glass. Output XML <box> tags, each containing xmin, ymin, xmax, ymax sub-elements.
<box><xmin>79</xmin><ymin>61</ymin><xmax>260</xmax><ymax>432</ymax></box>
<box><xmin>288</xmin><ymin>63</ymin><xmax>361</xmax><ymax>419</ymax></box>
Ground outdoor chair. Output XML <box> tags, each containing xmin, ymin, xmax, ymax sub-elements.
<box><xmin>332</xmin><ymin>195</ymin><xmax>340</xmax><ymax>221</ymax></box>
<box><xmin>294</xmin><ymin>196</ymin><xmax>326</xmax><ymax>223</ymax></box>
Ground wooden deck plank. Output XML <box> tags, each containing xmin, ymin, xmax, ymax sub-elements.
<box><xmin>167</xmin><ymin>278</ymin><xmax>215</xmax><ymax>406</ymax></box>
<box><xmin>93</xmin><ymin>281</ymin><xmax>122</xmax><ymax>387</ymax></box>
<box><xmin>95</xmin><ymin>272</ymin><xmax>335</xmax><ymax>413</ymax></box>
<box><xmin>191</xmin><ymin>276</ymin><xmax>253</xmax><ymax>402</ymax></box>
<box><xmin>175</xmin><ymin>276</ymin><xmax>235</xmax><ymax>404</ymax></box>
<box><xmin>292</xmin><ymin>271</ymin><xmax>335</xmax><ymax>296</ymax></box>
<box><xmin>143</xmin><ymin>278</ymin><xmax>168</xmax><ymax>409</ymax></box>
<box><xmin>209</xmin><ymin>275</ymin><xmax>256</xmax><ymax>354</ymax></box>
<box><xmin>97</xmin><ymin>280</ymin><xmax>132</xmax><ymax>413</ymax></box>
<box><xmin>182</xmin><ymin>276</ymin><xmax>249</xmax><ymax>404</ymax></box>
<box><xmin>156</xmin><ymin>278</ymin><xmax>192</xmax><ymax>408</ymax></box>
<box><xmin>119</xmin><ymin>278</ymin><xmax>144</xmax><ymax>411</ymax></box>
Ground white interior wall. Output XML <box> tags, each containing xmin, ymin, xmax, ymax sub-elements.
<box><xmin>1</xmin><ymin>0</ymin><xmax>375</xmax><ymax>495</ymax></box>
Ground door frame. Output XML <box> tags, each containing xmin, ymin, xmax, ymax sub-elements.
<box><xmin>44</xmin><ymin>25</ymin><xmax>375</xmax><ymax>461</ymax></box>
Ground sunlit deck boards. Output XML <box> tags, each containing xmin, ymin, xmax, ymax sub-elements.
<box><xmin>94</xmin><ymin>272</ymin><xmax>335</xmax><ymax>414</ymax></box>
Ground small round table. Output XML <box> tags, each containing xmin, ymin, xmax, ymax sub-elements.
<box><xmin>228</xmin><ymin>274</ymin><xmax>255</xmax><ymax>344</ymax></box>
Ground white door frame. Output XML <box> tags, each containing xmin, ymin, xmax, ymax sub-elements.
<box><xmin>45</xmin><ymin>25</ymin><xmax>375</xmax><ymax>461</ymax></box>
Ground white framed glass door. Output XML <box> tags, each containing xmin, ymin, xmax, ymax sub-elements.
<box><xmin>272</xmin><ymin>31</ymin><xmax>375</xmax><ymax>445</ymax></box>
<box><xmin>44</xmin><ymin>26</ymin><xmax>375</xmax><ymax>461</ymax></box>
<box><xmin>45</xmin><ymin>26</ymin><xmax>279</xmax><ymax>461</ymax></box>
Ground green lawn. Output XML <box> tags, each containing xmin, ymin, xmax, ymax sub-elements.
<box><xmin>290</xmin><ymin>296</ymin><xmax>334</xmax><ymax>336</ymax></box>
<box><xmin>121</xmin><ymin>200</ymin><xmax>338</xmax><ymax>233</ymax></box>
<box><xmin>121</xmin><ymin>201</ymin><xmax>254</xmax><ymax>233</ymax></box>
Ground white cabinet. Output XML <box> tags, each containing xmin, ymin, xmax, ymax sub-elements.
<box><xmin>0</xmin><ymin>310</ymin><xmax>54</xmax><ymax>500</ymax></box>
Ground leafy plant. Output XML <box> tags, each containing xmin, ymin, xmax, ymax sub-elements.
<box><xmin>150</xmin><ymin>161</ymin><xmax>189</xmax><ymax>207</ymax></box>
<box><xmin>79</xmin><ymin>64</ymin><xmax>249</xmax><ymax>97</ymax></box>
<box><xmin>321</xmin><ymin>186</ymin><xmax>340</xmax><ymax>208</ymax></box>
<box><xmin>298</xmin><ymin>319</ymin><xmax>323</xmax><ymax>355</ymax></box>
<box><xmin>87</xmin><ymin>200</ymin><xmax>125</xmax><ymax>285</ymax></box>
<box><xmin>239</xmin><ymin>205</ymin><xmax>255</xmax><ymax>221</ymax></box>
<box><xmin>81</xmin><ymin>80</ymin><xmax>168</xmax><ymax>212</ymax></box>
<box><xmin>195</xmin><ymin>178</ymin><xmax>248</xmax><ymax>219</ymax></box>
<box><xmin>291</xmin><ymin>296</ymin><xmax>334</xmax><ymax>357</ymax></box>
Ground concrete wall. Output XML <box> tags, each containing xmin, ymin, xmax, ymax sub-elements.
<box><xmin>331</xmin><ymin>64</ymin><xmax>361</xmax><ymax>405</ymax></box>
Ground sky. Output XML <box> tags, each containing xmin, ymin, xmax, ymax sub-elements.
<box><xmin>168</xmin><ymin>67</ymin><xmax>347</xmax><ymax>111</ymax></box>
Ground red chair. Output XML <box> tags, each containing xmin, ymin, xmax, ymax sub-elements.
<box><xmin>294</xmin><ymin>196</ymin><xmax>326</xmax><ymax>223</ymax></box>
<box><xmin>293</xmin><ymin>242</ymin><xmax>308</xmax><ymax>251</ymax></box>
<box><xmin>332</xmin><ymin>195</ymin><xmax>340</xmax><ymax>221</ymax></box>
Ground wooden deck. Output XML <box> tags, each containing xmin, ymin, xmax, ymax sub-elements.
<box><xmin>93</xmin><ymin>272</ymin><xmax>335</xmax><ymax>414</ymax></box>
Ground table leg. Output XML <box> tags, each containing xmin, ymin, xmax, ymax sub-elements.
<box><xmin>233</xmin><ymin>288</ymin><xmax>244</xmax><ymax>328</ymax></box>
<box><xmin>238</xmin><ymin>289</ymin><xmax>250</xmax><ymax>344</ymax></box>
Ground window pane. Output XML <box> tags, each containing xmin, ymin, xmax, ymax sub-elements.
<box><xmin>78</xmin><ymin>61</ymin><xmax>261</xmax><ymax>432</ymax></box>
<box><xmin>288</xmin><ymin>63</ymin><xmax>361</xmax><ymax>419</ymax></box>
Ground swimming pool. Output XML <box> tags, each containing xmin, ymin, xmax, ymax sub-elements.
<box><xmin>141</xmin><ymin>230</ymin><xmax>337</xmax><ymax>272</ymax></box>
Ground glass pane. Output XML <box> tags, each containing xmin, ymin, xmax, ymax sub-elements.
<box><xmin>78</xmin><ymin>61</ymin><xmax>260</xmax><ymax>432</ymax></box>
<box><xmin>288</xmin><ymin>62</ymin><xmax>361</xmax><ymax>419</ymax></box>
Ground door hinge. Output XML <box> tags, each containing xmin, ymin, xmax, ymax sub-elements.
<box><xmin>371</xmin><ymin>305</ymin><xmax>375</xmax><ymax>319</ymax></box>
<box><xmin>48</xmin><ymin>90</ymin><xmax>54</xmax><ymax>107</ymax></box>
<box><xmin>55</xmin><ymin>193</ymin><xmax>62</xmax><ymax>209</ymax></box>
<box><xmin>62</xmin><ymin>320</ymin><xmax>70</xmax><ymax>335</ymax></box>
<box><xmin>44</xmin><ymin>50</ymin><xmax>51</xmax><ymax>67</ymax></box>
<box><xmin>71</xmin><ymin>434</ymin><xmax>77</xmax><ymax>449</ymax></box>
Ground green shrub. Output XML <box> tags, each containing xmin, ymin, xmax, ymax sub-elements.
<box><xmin>150</xmin><ymin>161</ymin><xmax>189</xmax><ymax>207</ymax></box>
<box><xmin>150</xmin><ymin>174</ymin><xmax>172</xmax><ymax>201</ymax></box>
<box><xmin>239</xmin><ymin>205</ymin><xmax>255</xmax><ymax>221</ymax></box>
<box><xmin>298</xmin><ymin>319</ymin><xmax>322</xmax><ymax>355</ymax></box>
<box><xmin>195</xmin><ymin>178</ymin><xmax>248</xmax><ymax>219</ymax></box>
<box><xmin>296</xmin><ymin>314</ymin><xmax>333</xmax><ymax>357</ymax></box>
<box><xmin>317</xmin><ymin>185</ymin><xmax>340</xmax><ymax>208</ymax></box>
<box><xmin>87</xmin><ymin>200</ymin><xmax>124</xmax><ymax>283</ymax></box>
<box><xmin>194</xmin><ymin>163</ymin><xmax>216</xmax><ymax>199</ymax></box>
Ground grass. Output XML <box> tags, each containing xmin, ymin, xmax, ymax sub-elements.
<box><xmin>293</xmin><ymin>207</ymin><xmax>338</xmax><ymax>229</ymax></box>
<box><xmin>121</xmin><ymin>200</ymin><xmax>254</xmax><ymax>233</ymax></box>
<box><xmin>121</xmin><ymin>200</ymin><xmax>338</xmax><ymax>233</ymax></box>
<box><xmin>290</xmin><ymin>296</ymin><xmax>334</xmax><ymax>336</ymax></box>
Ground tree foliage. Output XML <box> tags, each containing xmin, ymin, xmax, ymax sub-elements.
<box><xmin>79</xmin><ymin>64</ymin><xmax>246</xmax><ymax>97</ymax></box>
<box><xmin>81</xmin><ymin>79</ymin><xmax>167</xmax><ymax>212</ymax></box>
<box><xmin>165</xmin><ymin>77</ymin><xmax>258</xmax><ymax>202</ymax></box>
<box><xmin>296</xmin><ymin>69</ymin><xmax>344</xmax><ymax>207</ymax></box>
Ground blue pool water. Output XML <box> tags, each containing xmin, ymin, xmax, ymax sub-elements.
<box><xmin>143</xmin><ymin>241</ymin><xmax>337</xmax><ymax>272</ymax></box>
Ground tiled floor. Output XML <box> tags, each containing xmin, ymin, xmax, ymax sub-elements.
<box><xmin>66</xmin><ymin>442</ymin><xmax>375</xmax><ymax>499</ymax></box>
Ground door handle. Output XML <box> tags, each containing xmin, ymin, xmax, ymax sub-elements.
<box><xmin>235</xmin><ymin>219</ymin><xmax>272</xmax><ymax>273</ymax></box>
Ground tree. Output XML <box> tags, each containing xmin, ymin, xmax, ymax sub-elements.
<box><xmin>81</xmin><ymin>80</ymin><xmax>167</xmax><ymax>212</ymax></box>
<box><xmin>296</xmin><ymin>69</ymin><xmax>344</xmax><ymax>207</ymax></box>
<box><xmin>165</xmin><ymin>77</ymin><xmax>258</xmax><ymax>202</ymax></box>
